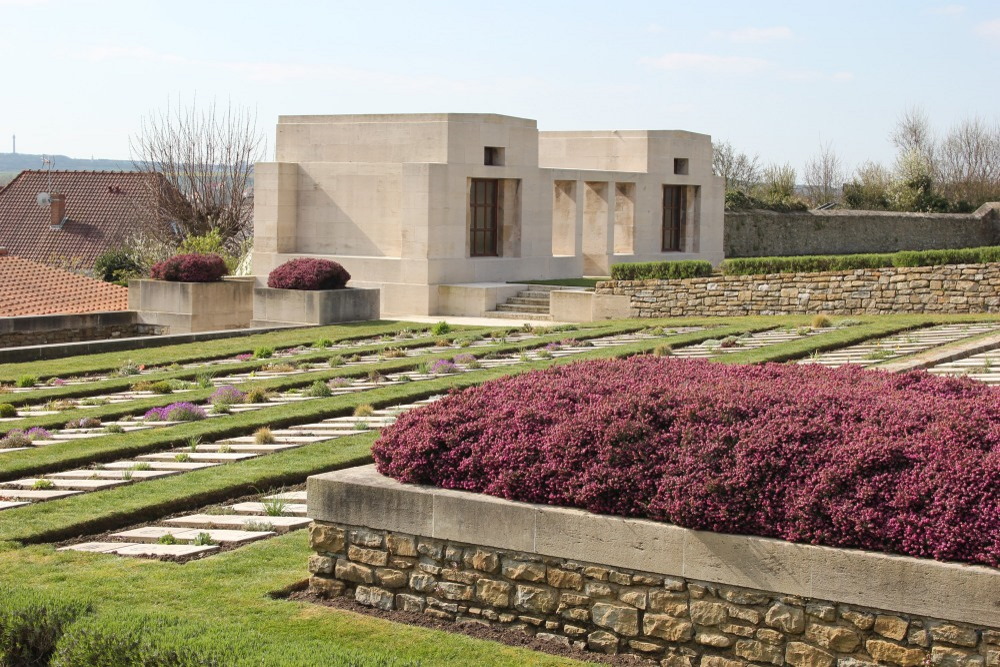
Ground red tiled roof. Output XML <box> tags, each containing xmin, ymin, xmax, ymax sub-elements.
<box><xmin>0</xmin><ymin>170</ymin><xmax>168</xmax><ymax>270</ymax></box>
<box><xmin>0</xmin><ymin>254</ymin><xmax>128</xmax><ymax>316</ymax></box>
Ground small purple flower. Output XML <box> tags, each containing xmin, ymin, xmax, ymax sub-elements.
<box><xmin>235</xmin><ymin>353</ymin><xmax>253</xmax><ymax>362</ymax></box>
<box><xmin>545</xmin><ymin>342</ymin><xmax>562</xmax><ymax>351</ymax></box>
<box><xmin>51</xmin><ymin>378</ymin><xmax>67</xmax><ymax>386</ymax></box>
<box><xmin>144</xmin><ymin>406</ymin><xmax>169</xmax><ymax>421</ymax></box>
<box><xmin>25</xmin><ymin>427</ymin><xmax>50</xmax><ymax>440</ymax></box>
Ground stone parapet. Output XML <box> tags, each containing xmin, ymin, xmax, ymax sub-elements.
<box><xmin>307</xmin><ymin>465</ymin><xmax>1000</xmax><ymax>665</ymax></box>
<box><xmin>595</xmin><ymin>263</ymin><xmax>1000</xmax><ymax>318</ymax></box>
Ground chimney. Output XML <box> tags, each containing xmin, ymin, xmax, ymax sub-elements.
<box><xmin>49</xmin><ymin>193</ymin><xmax>67</xmax><ymax>230</ymax></box>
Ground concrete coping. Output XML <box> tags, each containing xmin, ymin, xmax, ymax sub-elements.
<box><xmin>308</xmin><ymin>464</ymin><xmax>1000</xmax><ymax>627</ymax></box>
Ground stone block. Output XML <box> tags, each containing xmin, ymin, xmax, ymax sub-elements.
<box><xmin>649</xmin><ymin>590</ymin><xmax>689</xmax><ymax>616</ymax></box>
<box><xmin>355</xmin><ymin>586</ymin><xmax>394</xmax><ymax>610</ymax></box>
<box><xmin>874</xmin><ymin>615</ymin><xmax>909</xmax><ymax>641</ymax></box>
<box><xmin>309</xmin><ymin>576</ymin><xmax>345</xmax><ymax>598</ymax></box>
<box><xmin>931</xmin><ymin>646</ymin><xmax>981</xmax><ymax>667</ymax></box>
<box><xmin>386</xmin><ymin>533</ymin><xmax>418</xmax><ymax>557</ymax></box>
<box><xmin>396</xmin><ymin>594</ymin><xmax>425</xmax><ymax>613</ymax></box>
<box><xmin>375</xmin><ymin>568</ymin><xmax>407</xmax><ymax>589</ymax></box>
<box><xmin>514</xmin><ymin>585</ymin><xmax>558</xmax><ymax>614</ymax></box>
<box><xmin>691</xmin><ymin>600</ymin><xmax>729</xmax><ymax>626</ymax></box>
<box><xmin>766</xmin><ymin>603</ymin><xmax>805</xmax><ymax>633</ymax></box>
<box><xmin>308</xmin><ymin>555</ymin><xmax>334</xmax><ymax>575</ymax></box>
<box><xmin>644</xmin><ymin>613</ymin><xmax>694</xmax><ymax>642</ymax></box>
<box><xmin>588</xmin><ymin>630</ymin><xmax>619</xmax><ymax>654</ymax></box>
<box><xmin>434</xmin><ymin>581</ymin><xmax>473</xmax><ymax>601</ymax></box>
<box><xmin>335</xmin><ymin>559</ymin><xmax>374</xmax><ymax>584</ymax></box>
<box><xmin>463</xmin><ymin>548</ymin><xmax>500</xmax><ymax>573</ymax></box>
<box><xmin>736</xmin><ymin>639</ymin><xmax>785</xmax><ymax>665</ymax></box>
<box><xmin>930</xmin><ymin>623</ymin><xmax>978</xmax><ymax>648</ymax></box>
<box><xmin>253</xmin><ymin>286</ymin><xmax>380</xmax><ymax>325</ymax></box>
<box><xmin>502</xmin><ymin>559</ymin><xmax>546</xmax><ymax>582</ymax></box>
<box><xmin>696</xmin><ymin>631</ymin><xmax>733</xmax><ymax>647</ymax></box>
<box><xmin>591</xmin><ymin>602</ymin><xmax>640</xmax><ymax>636</ymax></box>
<box><xmin>619</xmin><ymin>589</ymin><xmax>648</xmax><ymax>610</ymax></box>
<box><xmin>348</xmin><ymin>545</ymin><xmax>388</xmax><ymax>567</ymax></box>
<box><xmin>309</xmin><ymin>523</ymin><xmax>345</xmax><ymax>553</ymax></box>
<box><xmin>350</xmin><ymin>528</ymin><xmax>384</xmax><ymax>548</ymax></box>
<box><xmin>701</xmin><ymin>657</ymin><xmax>747</xmax><ymax>667</ymax></box>
<box><xmin>786</xmin><ymin>641</ymin><xmax>835</xmax><ymax>667</ymax></box>
<box><xmin>475</xmin><ymin>579</ymin><xmax>512</xmax><ymax>607</ymax></box>
<box><xmin>409</xmin><ymin>572</ymin><xmax>435</xmax><ymax>593</ymax></box>
<box><xmin>547</xmin><ymin>568</ymin><xmax>584</xmax><ymax>590</ymax></box>
<box><xmin>841</xmin><ymin>609</ymin><xmax>875</xmax><ymax>630</ymax></box>
<box><xmin>865</xmin><ymin>639</ymin><xmax>926</xmax><ymax>667</ymax></box>
<box><xmin>805</xmin><ymin>623</ymin><xmax>861</xmax><ymax>652</ymax></box>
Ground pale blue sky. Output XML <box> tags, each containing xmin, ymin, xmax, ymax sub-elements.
<box><xmin>2</xmin><ymin>0</ymin><xmax>998</xmax><ymax>176</ymax></box>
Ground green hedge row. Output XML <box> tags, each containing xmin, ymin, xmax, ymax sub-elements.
<box><xmin>610</xmin><ymin>260</ymin><xmax>713</xmax><ymax>280</ymax></box>
<box><xmin>610</xmin><ymin>246</ymin><xmax>1000</xmax><ymax>281</ymax></box>
<box><xmin>721</xmin><ymin>245</ymin><xmax>1000</xmax><ymax>276</ymax></box>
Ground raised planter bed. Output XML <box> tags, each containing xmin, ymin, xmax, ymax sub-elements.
<box><xmin>252</xmin><ymin>286</ymin><xmax>380</xmax><ymax>326</ymax></box>
<box><xmin>128</xmin><ymin>277</ymin><xmax>254</xmax><ymax>333</ymax></box>
<box><xmin>307</xmin><ymin>465</ymin><xmax>1000</xmax><ymax>664</ymax></box>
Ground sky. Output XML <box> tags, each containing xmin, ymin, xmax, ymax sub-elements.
<box><xmin>1</xmin><ymin>0</ymin><xmax>998</xmax><ymax>176</ymax></box>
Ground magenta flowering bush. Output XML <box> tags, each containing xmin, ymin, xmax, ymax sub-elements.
<box><xmin>267</xmin><ymin>258</ymin><xmax>351</xmax><ymax>290</ymax></box>
<box><xmin>235</xmin><ymin>353</ymin><xmax>253</xmax><ymax>362</ymax></box>
<box><xmin>150</xmin><ymin>254</ymin><xmax>228</xmax><ymax>282</ymax></box>
<box><xmin>144</xmin><ymin>402</ymin><xmax>207</xmax><ymax>422</ymax></box>
<box><xmin>374</xmin><ymin>357</ymin><xmax>1000</xmax><ymax>567</ymax></box>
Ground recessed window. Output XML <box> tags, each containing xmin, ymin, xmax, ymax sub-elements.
<box><xmin>470</xmin><ymin>179</ymin><xmax>500</xmax><ymax>257</ymax></box>
<box><xmin>673</xmin><ymin>158</ymin><xmax>689</xmax><ymax>175</ymax></box>
<box><xmin>484</xmin><ymin>147</ymin><xmax>505</xmax><ymax>166</ymax></box>
<box><xmin>662</xmin><ymin>185</ymin><xmax>686</xmax><ymax>252</ymax></box>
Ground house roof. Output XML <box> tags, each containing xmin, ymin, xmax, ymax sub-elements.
<box><xmin>0</xmin><ymin>253</ymin><xmax>128</xmax><ymax>317</ymax></box>
<box><xmin>0</xmin><ymin>170</ymin><xmax>166</xmax><ymax>270</ymax></box>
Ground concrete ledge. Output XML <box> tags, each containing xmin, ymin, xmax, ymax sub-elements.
<box><xmin>129</xmin><ymin>278</ymin><xmax>255</xmax><ymax>333</ymax></box>
<box><xmin>549</xmin><ymin>289</ymin><xmax>630</xmax><ymax>322</ymax></box>
<box><xmin>253</xmin><ymin>287</ymin><xmax>380</xmax><ymax>324</ymax></box>
<box><xmin>308</xmin><ymin>464</ymin><xmax>1000</xmax><ymax>627</ymax></box>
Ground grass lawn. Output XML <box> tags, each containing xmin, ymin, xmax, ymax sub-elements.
<box><xmin>1</xmin><ymin>313</ymin><xmax>997</xmax><ymax>665</ymax></box>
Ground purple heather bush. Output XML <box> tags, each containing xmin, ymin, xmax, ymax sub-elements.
<box><xmin>267</xmin><ymin>258</ymin><xmax>351</xmax><ymax>290</ymax></box>
<box><xmin>374</xmin><ymin>357</ymin><xmax>1000</xmax><ymax>568</ymax></box>
<box><xmin>429</xmin><ymin>359</ymin><xmax>459</xmax><ymax>375</ymax></box>
<box><xmin>210</xmin><ymin>385</ymin><xmax>246</xmax><ymax>406</ymax></box>
<box><xmin>144</xmin><ymin>402</ymin><xmax>207</xmax><ymax>422</ymax></box>
<box><xmin>150</xmin><ymin>253</ymin><xmax>228</xmax><ymax>282</ymax></box>
<box><xmin>235</xmin><ymin>353</ymin><xmax>253</xmax><ymax>362</ymax></box>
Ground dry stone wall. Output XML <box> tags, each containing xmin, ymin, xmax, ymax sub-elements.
<box><xmin>595</xmin><ymin>263</ymin><xmax>1000</xmax><ymax>318</ymax></box>
<box><xmin>724</xmin><ymin>206</ymin><xmax>1000</xmax><ymax>258</ymax></box>
<box><xmin>308</xmin><ymin>521</ymin><xmax>998</xmax><ymax>667</ymax></box>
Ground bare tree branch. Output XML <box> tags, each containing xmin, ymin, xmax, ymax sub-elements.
<box><xmin>130</xmin><ymin>98</ymin><xmax>265</xmax><ymax>246</ymax></box>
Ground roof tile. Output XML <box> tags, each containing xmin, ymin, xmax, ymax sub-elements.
<box><xmin>0</xmin><ymin>255</ymin><xmax>128</xmax><ymax>316</ymax></box>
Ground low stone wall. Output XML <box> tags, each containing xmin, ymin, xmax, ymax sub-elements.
<box><xmin>252</xmin><ymin>286</ymin><xmax>380</xmax><ymax>325</ymax></box>
<box><xmin>595</xmin><ymin>263</ymin><xmax>1000</xmax><ymax>317</ymax></box>
<box><xmin>0</xmin><ymin>311</ymin><xmax>159</xmax><ymax>349</ymax></box>
<box><xmin>129</xmin><ymin>277</ymin><xmax>255</xmax><ymax>333</ymax></box>
<box><xmin>724</xmin><ymin>205</ymin><xmax>1000</xmax><ymax>258</ymax></box>
<box><xmin>307</xmin><ymin>466</ymin><xmax>1000</xmax><ymax>666</ymax></box>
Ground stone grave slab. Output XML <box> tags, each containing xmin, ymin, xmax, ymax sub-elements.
<box><xmin>164</xmin><ymin>514</ymin><xmax>310</xmax><ymax>533</ymax></box>
<box><xmin>230</xmin><ymin>502</ymin><xmax>308</xmax><ymax>516</ymax></box>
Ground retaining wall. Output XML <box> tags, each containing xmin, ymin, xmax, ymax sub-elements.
<box><xmin>307</xmin><ymin>466</ymin><xmax>1000</xmax><ymax>666</ymax></box>
<box><xmin>595</xmin><ymin>263</ymin><xmax>1000</xmax><ymax>318</ymax></box>
<box><xmin>724</xmin><ymin>205</ymin><xmax>1000</xmax><ymax>258</ymax></box>
<box><xmin>0</xmin><ymin>311</ymin><xmax>159</xmax><ymax>349</ymax></box>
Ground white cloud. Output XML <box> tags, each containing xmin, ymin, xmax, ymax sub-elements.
<box><xmin>639</xmin><ymin>52</ymin><xmax>770</xmax><ymax>74</ymax></box>
<box><xmin>976</xmin><ymin>19</ymin><xmax>1000</xmax><ymax>38</ymax></box>
<box><xmin>712</xmin><ymin>26</ymin><xmax>793</xmax><ymax>43</ymax></box>
<box><xmin>927</xmin><ymin>4</ymin><xmax>966</xmax><ymax>15</ymax></box>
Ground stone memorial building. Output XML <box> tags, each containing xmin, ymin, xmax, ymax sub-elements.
<box><xmin>253</xmin><ymin>113</ymin><xmax>723</xmax><ymax>316</ymax></box>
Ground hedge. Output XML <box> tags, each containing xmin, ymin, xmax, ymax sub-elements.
<box><xmin>149</xmin><ymin>254</ymin><xmax>228</xmax><ymax>282</ymax></box>
<box><xmin>609</xmin><ymin>260</ymin><xmax>713</xmax><ymax>280</ymax></box>
<box><xmin>374</xmin><ymin>356</ymin><xmax>1000</xmax><ymax>567</ymax></box>
<box><xmin>268</xmin><ymin>258</ymin><xmax>351</xmax><ymax>290</ymax></box>
<box><xmin>721</xmin><ymin>245</ymin><xmax>1000</xmax><ymax>276</ymax></box>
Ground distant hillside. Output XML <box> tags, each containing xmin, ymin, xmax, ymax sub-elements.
<box><xmin>0</xmin><ymin>152</ymin><xmax>133</xmax><ymax>174</ymax></box>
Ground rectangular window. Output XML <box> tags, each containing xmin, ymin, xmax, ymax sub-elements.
<box><xmin>673</xmin><ymin>158</ymin><xmax>689</xmax><ymax>175</ymax></box>
<box><xmin>662</xmin><ymin>185</ymin><xmax>686</xmax><ymax>252</ymax></box>
<box><xmin>470</xmin><ymin>178</ymin><xmax>500</xmax><ymax>257</ymax></box>
<box><xmin>484</xmin><ymin>147</ymin><xmax>505</xmax><ymax>166</ymax></box>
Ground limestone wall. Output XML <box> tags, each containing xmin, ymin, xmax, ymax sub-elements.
<box><xmin>594</xmin><ymin>263</ymin><xmax>1000</xmax><ymax>318</ymax></box>
<box><xmin>306</xmin><ymin>466</ymin><xmax>1000</xmax><ymax>666</ymax></box>
<box><xmin>724</xmin><ymin>206</ymin><xmax>1000</xmax><ymax>258</ymax></box>
<box><xmin>0</xmin><ymin>311</ymin><xmax>157</xmax><ymax>349</ymax></box>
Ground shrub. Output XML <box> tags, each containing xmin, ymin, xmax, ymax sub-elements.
<box><xmin>305</xmin><ymin>380</ymin><xmax>332</xmax><ymax>398</ymax></box>
<box><xmin>117</xmin><ymin>360</ymin><xmax>142</xmax><ymax>376</ymax></box>
<box><xmin>64</xmin><ymin>417</ymin><xmax>101</xmax><ymax>429</ymax></box>
<box><xmin>431</xmin><ymin>321</ymin><xmax>452</xmax><ymax>336</ymax></box>
<box><xmin>267</xmin><ymin>258</ymin><xmax>350</xmax><ymax>290</ymax></box>
<box><xmin>244</xmin><ymin>387</ymin><xmax>273</xmax><ymax>403</ymax></box>
<box><xmin>0</xmin><ymin>587</ymin><xmax>90</xmax><ymax>667</ymax></box>
<box><xmin>0</xmin><ymin>404</ymin><xmax>16</xmax><ymax>418</ymax></box>
<box><xmin>150</xmin><ymin>253</ymin><xmax>228</xmax><ymax>282</ymax></box>
<box><xmin>610</xmin><ymin>260</ymin><xmax>713</xmax><ymax>281</ymax></box>
<box><xmin>149</xmin><ymin>381</ymin><xmax>174</xmax><ymax>395</ymax></box>
<box><xmin>210</xmin><ymin>385</ymin><xmax>246</xmax><ymax>408</ymax></box>
<box><xmin>0</xmin><ymin>430</ymin><xmax>31</xmax><ymax>449</ymax></box>
<box><xmin>374</xmin><ymin>357</ymin><xmax>1000</xmax><ymax>568</ymax></box>
<box><xmin>144</xmin><ymin>403</ymin><xmax>206</xmax><ymax>422</ymax></box>
<box><xmin>94</xmin><ymin>248</ymin><xmax>141</xmax><ymax>286</ymax></box>
<box><xmin>721</xmin><ymin>253</ymin><xmax>893</xmax><ymax>275</ymax></box>
<box><xmin>429</xmin><ymin>359</ymin><xmax>459</xmax><ymax>374</ymax></box>
<box><xmin>253</xmin><ymin>346</ymin><xmax>274</xmax><ymax>360</ymax></box>
<box><xmin>353</xmin><ymin>404</ymin><xmax>375</xmax><ymax>418</ymax></box>
<box><xmin>14</xmin><ymin>375</ymin><xmax>36</xmax><ymax>388</ymax></box>
<box><xmin>254</xmin><ymin>427</ymin><xmax>276</xmax><ymax>445</ymax></box>
<box><xmin>811</xmin><ymin>314</ymin><xmax>832</xmax><ymax>328</ymax></box>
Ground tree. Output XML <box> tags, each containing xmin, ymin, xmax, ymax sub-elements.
<box><xmin>937</xmin><ymin>116</ymin><xmax>1000</xmax><ymax>208</ymax></box>
<box><xmin>130</xmin><ymin>99</ymin><xmax>265</xmax><ymax>245</ymax></box>
<box><xmin>803</xmin><ymin>142</ymin><xmax>845</xmax><ymax>206</ymax></box>
<box><xmin>843</xmin><ymin>161</ymin><xmax>893</xmax><ymax>210</ymax></box>
<box><xmin>890</xmin><ymin>107</ymin><xmax>935</xmax><ymax>165</ymax></box>
<box><xmin>712</xmin><ymin>140</ymin><xmax>762</xmax><ymax>192</ymax></box>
